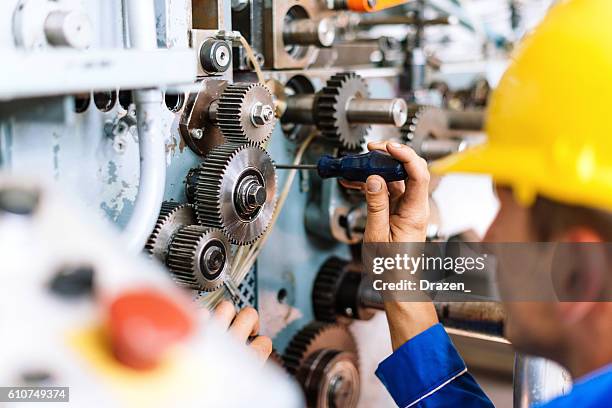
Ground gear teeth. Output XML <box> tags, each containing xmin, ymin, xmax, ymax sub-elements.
<box><xmin>194</xmin><ymin>143</ymin><xmax>239</xmax><ymax>231</ymax></box>
<box><xmin>401</xmin><ymin>105</ymin><xmax>426</xmax><ymax>143</ymax></box>
<box><xmin>216</xmin><ymin>83</ymin><xmax>275</xmax><ymax>144</ymax></box>
<box><xmin>283</xmin><ymin>322</ymin><xmax>359</xmax><ymax>376</ymax></box>
<box><xmin>193</xmin><ymin>142</ymin><xmax>277</xmax><ymax>245</ymax></box>
<box><xmin>167</xmin><ymin>225</ymin><xmax>228</xmax><ymax>292</ymax></box>
<box><xmin>145</xmin><ymin>201</ymin><xmax>195</xmax><ymax>256</ymax></box>
<box><xmin>167</xmin><ymin>225</ymin><xmax>205</xmax><ymax>288</ymax></box>
<box><xmin>315</xmin><ymin>72</ymin><xmax>370</xmax><ymax>150</ymax></box>
<box><xmin>283</xmin><ymin>322</ymin><xmax>331</xmax><ymax>375</ymax></box>
<box><xmin>312</xmin><ymin>257</ymin><xmax>349</xmax><ymax>323</ymax></box>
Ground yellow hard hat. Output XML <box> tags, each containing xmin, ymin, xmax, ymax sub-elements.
<box><xmin>431</xmin><ymin>0</ymin><xmax>612</xmax><ymax>211</ymax></box>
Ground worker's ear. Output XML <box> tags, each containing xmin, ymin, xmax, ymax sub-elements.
<box><xmin>552</xmin><ymin>227</ymin><xmax>605</xmax><ymax>324</ymax></box>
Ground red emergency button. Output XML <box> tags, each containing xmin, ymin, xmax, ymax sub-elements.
<box><xmin>107</xmin><ymin>289</ymin><xmax>194</xmax><ymax>370</ymax></box>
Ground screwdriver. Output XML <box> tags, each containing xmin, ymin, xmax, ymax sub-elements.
<box><xmin>275</xmin><ymin>151</ymin><xmax>408</xmax><ymax>183</ymax></box>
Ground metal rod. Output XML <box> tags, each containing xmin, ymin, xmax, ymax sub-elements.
<box><xmin>275</xmin><ymin>164</ymin><xmax>317</xmax><ymax>170</ymax></box>
<box><xmin>346</xmin><ymin>98</ymin><xmax>408</xmax><ymax>127</ymax></box>
<box><xmin>283</xmin><ymin>18</ymin><xmax>335</xmax><ymax>48</ymax></box>
<box><xmin>420</xmin><ymin>139</ymin><xmax>467</xmax><ymax>160</ymax></box>
<box><xmin>284</xmin><ymin>95</ymin><xmax>408</xmax><ymax>127</ymax></box>
<box><xmin>446</xmin><ymin>109</ymin><xmax>485</xmax><ymax>131</ymax></box>
<box><xmin>283</xmin><ymin>94</ymin><xmax>315</xmax><ymax>124</ymax></box>
<box><xmin>358</xmin><ymin>16</ymin><xmax>454</xmax><ymax>27</ymax></box>
<box><xmin>122</xmin><ymin>0</ymin><xmax>165</xmax><ymax>252</ymax></box>
<box><xmin>513</xmin><ymin>354</ymin><xmax>572</xmax><ymax>408</ymax></box>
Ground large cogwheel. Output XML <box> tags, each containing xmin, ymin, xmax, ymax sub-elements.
<box><xmin>166</xmin><ymin>225</ymin><xmax>231</xmax><ymax>292</ymax></box>
<box><xmin>216</xmin><ymin>83</ymin><xmax>276</xmax><ymax>144</ymax></box>
<box><xmin>314</xmin><ymin>72</ymin><xmax>370</xmax><ymax>150</ymax></box>
<box><xmin>192</xmin><ymin>143</ymin><xmax>277</xmax><ymax>245</ymax></box>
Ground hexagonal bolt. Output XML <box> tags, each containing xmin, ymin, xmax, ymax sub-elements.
<box><xmin>246</xmin><ymin>184</ymin><xmax>267</xmax><ymax>207</ymax></box>
<box><xmin>250</xmin><ymin>102</ymin><xmax>275</xmax><ymax>127</ymax></box>
<box><xmin>202</xmin><ymin>245</ymin><xmax>226</xmax><ymax>277</ymax></box>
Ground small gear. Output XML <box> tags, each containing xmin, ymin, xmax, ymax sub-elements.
<box><xmin>284</xmin><ymin>322</ymin><xmax>360</xmax><ymax>408</ymax></box>
<box><xmin>145</xmin><ymin>201</ymin><xmax>197</xmax><ymax>261</ymax></box>
<box><xmin>401</xmin><ymin>105</ymin><xmax>445</xmax><ymax>144</ymax></box>
<box><xmin>313</xmin><ymin>257</ymin><xmax>376</xmax><ymax>324</ymax></box>
<box><xmin>312</xmin><ymin>257</ymin><xmax>349</xmax><ymax>323</ymax></box>
<box><xmin>192</xmin><ymin>143</ymin><xmax>277</xmax><ymax>245</ymax></box>
<box><xmin>216</xmin><ymin>83</ymin><xmax>276</xmax><ymax>144</ymax></box>
<box><xmin>166</xmin><ymin>225</ymin><xmax>231</xmax><ymax>292</ymax></box>
<box><xmin>314</xmin><ymin>72</ymin><xmax>370</xmax><ymax>150</ymax></box>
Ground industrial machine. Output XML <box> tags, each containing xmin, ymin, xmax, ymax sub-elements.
<box><xmin>0</xmin><ymin>0</ymin><xmax>560</xmax><ymax>406</ymax></box>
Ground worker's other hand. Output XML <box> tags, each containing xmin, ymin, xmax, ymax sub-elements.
<box><xmin>213</xmin><ymin>300</ymin><xmax>272</xmax><ymax>363</ymax></box>
<box><xmin>341</xmin><ymin>141</ymin><xmax>430</xmax><ymax>243</ymax></box>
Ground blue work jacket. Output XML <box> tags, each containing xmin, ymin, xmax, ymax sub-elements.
<box><xmin>375</xmin><ymin>323</ymin><xmax>612</xmax><ymax>407</ymax></box>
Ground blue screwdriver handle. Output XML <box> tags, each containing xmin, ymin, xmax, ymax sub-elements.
<box><xmin>317</xmin><ymin>151</ymin><xmax>408</xmax><ymax>182</ymax></box>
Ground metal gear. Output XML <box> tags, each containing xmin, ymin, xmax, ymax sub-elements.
<box><xmin>312</xmin><ymin>257</ymin><xmax>350</xmax><ymax>323</ymax></box>
<box><xmin>401</xmin><ymin>105</ymin><xmax>446</xmax><ymax>146</ymax></box>
<box><xmin>215</xmin><ymin>83</ymin><xmax>276</xmax><ymax>144</ymax></box>
<box><xmin>284</xmin><ymin>322</ymin><xmax>360</xmax><ymax>408</ymax></box>
<box><xmin>192</xmin><ymin>142</ymin><xmax>277</xmax><ymax>245</ymax></box>
<box><xmin>312</xmin><ymin>257</ymin><xmax>375</xmax><ymax>324</ymax></box>
<box><xmin>314</xmin><ymin>72</ymin><xmax>370</xmax><ymax>150</ymax></box>
<box><xmin>166</xmin><ymin>225</ymin><xmax>231</xmax><ymax>292</ymax></box>
<box><xmin>145</xmin><ymin>201</ymin><xmax>197</xmax><ymax>260</ymax></box>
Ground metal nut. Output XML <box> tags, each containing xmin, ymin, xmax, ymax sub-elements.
<box><xmin>250</xmin><ymin>102</ymin><xmax>275</xmax><ymax>127</ymax></box>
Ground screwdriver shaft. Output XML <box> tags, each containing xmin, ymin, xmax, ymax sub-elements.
<box><xmin>275</xmin><ymin>164</ymin><xmax>318</xmax><ymax>170</ymax></box>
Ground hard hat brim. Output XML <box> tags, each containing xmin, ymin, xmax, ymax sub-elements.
<box><xmin>428</xmin><ymin>143</ymin><xmax>537</xmax><ymax>181</ymax></box>
<box><xmin>430</xmin><ymin>144</ymin><xmax>612</xmax><ymax>211</ymax></box>
<box><xmin>429</xmin><ymin>143</ymin><xmax>545</xmax><ymax>206</ymax></box>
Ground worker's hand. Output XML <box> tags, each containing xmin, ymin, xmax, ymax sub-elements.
<box><xmin>341</xmin><ymin>141</ymin><xmax>430</xmax><ymax>243</ymax></box>
<box><xmin>213</xmin><ymin>300</ymin><xmax>273</xmax><ymax>363</ymax></box>
<box><xmin>341</xmin><ymin>141</ymin><xmax>438</xmax><ymax>350</ymax></box>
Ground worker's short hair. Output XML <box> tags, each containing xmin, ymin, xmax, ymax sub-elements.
<box><xmin>531</xmin><ymin>197</ymin><xmax>612</xmax><ymax>240</ymax></box>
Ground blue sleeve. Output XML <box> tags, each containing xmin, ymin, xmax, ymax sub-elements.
<box><xmin>375</xmin><ymin>323</ymin><xmax>495</xmax><ymax>408</ymax></box>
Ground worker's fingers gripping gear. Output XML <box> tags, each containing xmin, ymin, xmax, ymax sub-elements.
<box><xmin>432</xmin><ymin>0</ymin><xmax>612</xmax><ymax>211</ymax></box>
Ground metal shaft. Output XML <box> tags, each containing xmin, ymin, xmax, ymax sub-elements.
<box><xmin>275</xmin><ymin>164</ymin><xmax>317</xmax><ymax>170</ymax></box>
<box><xmin>283</xmin><ymin>94</ymin><xmax>316</xmax><ymax>124</ymax></box>
<box><xmin>346</xmin><ymin>98</ymin><xmax>408</xmax><ymax>127</ymax></box>
<box><xmin>358</xmin><ymin>15</ymin><xmax>454</xmax><ymax>27</ymax></box>
<box><xmin>446</xmin><ymin>109</ymin><xmax>485</xmax><ymax>131</ymax></box>
<box><xmin>513</xmin><ymin>355</ymin><xmax>572</xmax><ymax>408</ymax></box>
<box><xmin>283</xmin><ymin>18</ymin><xmax>335</xmax><ymax>48</ymax></box>
<box><xmin>420</xmin><ymin>138</ymin><xmax>467</xmax><ymax>160</ymax></box>
<box><xmin>284</xmin><ymin>94</ymin><xmax>408</xmax><ymax>127</ymax></box>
